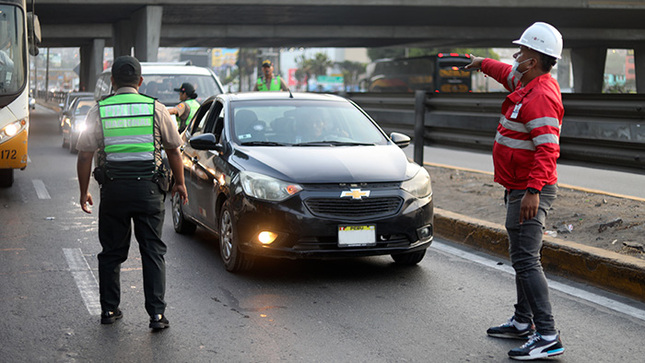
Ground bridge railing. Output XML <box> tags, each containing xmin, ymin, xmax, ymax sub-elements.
<box><xmin>346</xmin><ymin>92</ymin><xmax>645</xmax><ymax>170</ymax></box>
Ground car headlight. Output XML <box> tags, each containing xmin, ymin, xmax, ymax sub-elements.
<box><xmin>240</xmin><ymin>171</ymin><xmax>303</xmax><ymax>202</ymax></box>
<box><xmin>401</xmin><ymin>167</ymin><xmax>432</xmax><ymax>198</ymax></box>
<box><xmin>75</xmin><ymin>121</ymin><xmax>86</xmax><ymax>132</ymax></box>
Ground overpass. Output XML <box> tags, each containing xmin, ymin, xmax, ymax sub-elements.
<box><xmin>31</xmin><ymin>0</ymin><xmax>645</xmax><ymax>93</ymax></box>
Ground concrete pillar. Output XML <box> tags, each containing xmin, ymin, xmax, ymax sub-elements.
<box><xmin>113</xmin><ymin>20</ymin><xmax>134</xmax><ymax>58</ymax></box>
<box><xmin>634</xmin><ymin>46</ymin><xmax>645</xmax><ymax>93</ymax></box>
<box><xmin>132</xmin><ymin>6</ymin><xmax>163</xmax><ymax>62</ymax></box>
<box><xmin>556</xmin><ymin>49</ymin><xmax>572</xmax><ymax>91</ymax></box>
<box><xmin>79</xmin><ymin>39</ymin><xmax>105</xmax><ymax>92</ymax></box>
<box><xmin>570</xmin><ymin>47</ymin><xmax>607</xmax><ymax>93</ymax></box>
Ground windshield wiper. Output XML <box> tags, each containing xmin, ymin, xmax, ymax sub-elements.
<box><xmin>293</xmin><ymin>141</ymin><xmax>375</xmax><ymax>146</ymax></box>
<box><xmin>240</xmin><ymin>141</ymin><xmax>286</xmax><ymax>146</ymax></box>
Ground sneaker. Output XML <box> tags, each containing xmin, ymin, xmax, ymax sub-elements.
<box><xmin>508</xmin><ymin>332</ymin><xmax>564</xmax><ymax>360</ymax></box>
<box><xmin>487</xmin><ymin>317</ymin><xmax>535</xmax><ymax>339</ymax></box>
<box><xmin>149</xmin><ymin>314</ymin><xmax>170</xmax><ymax>330</ymax></box>
<box><xmin>100</xmin><ymin>309</ymin><xmax>123</xmax><ymax>324</ymax></box>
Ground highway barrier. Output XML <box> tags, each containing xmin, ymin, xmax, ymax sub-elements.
<box><xmin>347</xmin><ymin>92</ymin><xmax>645</xmax><ymax>170</ymax></box>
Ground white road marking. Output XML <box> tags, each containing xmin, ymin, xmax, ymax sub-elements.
<box><xmin>63</xmin><ymin>248</ymin><xmax>101</xmax><ymax>316</ymax></box>
<box><xmin>432</xmin><ymin>241</ymin><xmax>645</xmax><ymax>322</ymax></box>
<box><xmin>32</xmin><ymin>179</ymin><xmax>51</xmax><ymax>200</ymax></box>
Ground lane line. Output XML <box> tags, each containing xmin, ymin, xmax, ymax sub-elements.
<box><xmin>432</xmin><ymin>241</ymin><xmax>645</xmax><ymax>322</ymax></box>
<box><xmin>63</xmin><ymin>248</ymin><xmax>101</xmax><ymax>316</ymax></box>
<box><xmin>32</xmin><ymin>179</ymin><xmax>51</xmax><ymax>200</ymax></box>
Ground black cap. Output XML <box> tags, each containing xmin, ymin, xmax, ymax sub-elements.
<box><xmin>111</xmin><ymin>56</ymin><xmax>141</xmax><ymax>85</ymax></box>
<box><xmin>261</xmin><ymin>59</ymin><xmax>272</xmax><ymax>67</ymax></box>
<box><xmin>174</xmin><ymin>82</ymin><xmax>196</xmax><ymax>95</ymax></box>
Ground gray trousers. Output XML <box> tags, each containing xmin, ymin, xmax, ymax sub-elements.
<box><xmin>505</xmin><ymin>184</ymin><xmax>557</xmax><ymax>336</ymax></box>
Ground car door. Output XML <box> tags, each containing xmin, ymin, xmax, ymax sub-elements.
<box><xmin>185</xmin><ymin>99</ymin><xmax>225</xmax><ymax>230</ymax></box>
<box><xmin>181</xmin><ymin>98</ymin><xmax>213</xmax><ymax>222</ymax></box>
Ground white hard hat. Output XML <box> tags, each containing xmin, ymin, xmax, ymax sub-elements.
<box><xmin>513</xmin><ymin>22</ymin><xmax>563</xmax><ymax>59</ymax></box>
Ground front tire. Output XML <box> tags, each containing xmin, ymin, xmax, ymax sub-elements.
<box><xmin>172</xmin><ymin>193</ymin><xmax>197</xmax><ymax>234</ymax></box>
<box><xmin>391</xmin><ymin>249</ymin><xmax>426</xmax><ymax>265</ymax></box>
<box><xmin>0</xmin><ymin>169</ymin><xmax>14</xmax><ymax>188</ymax></box>
<box><xmin>219</xmin><ymin>200</ymin><xmax>254</xmax><ymax>272</ymax></box>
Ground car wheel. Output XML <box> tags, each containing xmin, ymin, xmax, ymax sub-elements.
<box><xmin>172</xmin><ymin>193</ymin><xmax>196</xmax><ymax>234</ymax></box>
<box><xmin>219</xmin><ymin>200</ymin><xmax>254</xmax><ymax>272</ymax></box>
<box><xmin>391</xmin><ymin>249</ymin><xmax>426</xmax><ymax>265</ymax></box>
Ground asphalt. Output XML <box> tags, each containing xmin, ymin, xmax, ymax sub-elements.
<box><xmin>36</xmin><ymin>99</ymin><xmax>645</xmax><ymax>302</ymax></box>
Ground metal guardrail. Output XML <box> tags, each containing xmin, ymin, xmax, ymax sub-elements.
<box><xmin>347</xmin><ymin>92</ymin><xmax>645</xmax><ymax>170</ymax></box>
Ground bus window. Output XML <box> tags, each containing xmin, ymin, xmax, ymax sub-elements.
<box><xmin>364</xmin><ymin>54</ymin><xmax>472</xmax><ymax>93</ymax></box>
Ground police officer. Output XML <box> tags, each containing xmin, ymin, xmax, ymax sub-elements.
<box><xmin>76</xmin><ymin>55</ymin><xmax>188</xmax><ymax>330</ymax></box>
<box><xmin>167</xmin><ymin>82</ymin><xmax>200</xmax><ymax>132</ymax></box>
<box><xmin>254</xmin><ymin>59</ymin><xmax>289</xmax><ymax>91</ymax></box>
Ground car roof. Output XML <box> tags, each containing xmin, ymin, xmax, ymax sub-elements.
<box><xmin>221</xmin><ymin>92</ymin><xmax>348</xmax><ymax>103</ymax></box>
<box><xmin>99</xmin><ymin>62</ymin><xmax>214</xmax><ymax>76</ymax></box>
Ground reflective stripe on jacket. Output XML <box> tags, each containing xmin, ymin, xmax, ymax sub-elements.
<box><xmin>481</xmin><ymin>58</ymin><xmax>564</xmax><ymax>191</ymax></box>
<box><xmin>99</xmin><ymin>93</ymin><xmax>157</xmax><ymax>178</ymax></box>
<box><xmin>256</xmin><ymin>76</ymin><xmax>282</xmax><ymax>91</ymax></box>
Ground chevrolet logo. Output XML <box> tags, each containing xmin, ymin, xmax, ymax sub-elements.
<box><xmin>340</xmin><ymin>188</ymin><xmax>370</xmax><ymax>200</ymax></box>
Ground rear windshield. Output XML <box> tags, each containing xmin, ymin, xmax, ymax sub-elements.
<box><xmin>140</xmin><ymin>74</ymin><xmax>222</xmax><ymax>106</ymax></box>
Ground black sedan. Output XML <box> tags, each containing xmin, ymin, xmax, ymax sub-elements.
<box><xmin>172</xmin><ymin>92</ymin><xmax>433</xmax><ymax>272</ymax></box>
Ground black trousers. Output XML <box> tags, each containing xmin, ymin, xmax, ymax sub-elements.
<box><xmin>98</xmin><ymin>179</ymin><xmax>166</xmax><ymax>316</ymax></box>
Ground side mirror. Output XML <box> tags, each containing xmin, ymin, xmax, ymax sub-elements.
<box><xmin>27</xmin><ymin>13</ymin><xmax>41</xmax><ymax>56</ymax></box>
<box><xmin>189</xmin><ymin>133</ymin><xmax>224</xmax><ymax>153</ymax></box>
<box><xmin>390</xmin><ymin>132</ymin><xmax>411</xmax><ymax>149</ymax></box>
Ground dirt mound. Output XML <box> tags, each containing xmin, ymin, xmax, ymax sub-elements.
<box><xmin>428</xmin><ymin>165</ymin><xmax>645</xmax><ymax>260</ymax></box>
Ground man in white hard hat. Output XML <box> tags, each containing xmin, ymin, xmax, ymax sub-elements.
<box><xmin>465</xmin><ymin>22</ymin><xmax>565</xmax><ymax>360</ymax></box>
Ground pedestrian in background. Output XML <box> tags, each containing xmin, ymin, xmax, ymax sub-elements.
<box><xmin>254</xmin><ymin>59</ymin><xmax>289</xmax><ymax>91</ymax></box>
<box><xmin>167</xmin><ymin>82</ymin><xmax>200</xmax><ymax>133</ymax></box>
<box><xmin>76</xmin><ymin>55</ymin><xmax>188</xmax><ymax>330</ymax></box>
<box><xmin>465</xmin><ymin>22</ymin><xmax>565</xmax><ymax>360</ymax></box>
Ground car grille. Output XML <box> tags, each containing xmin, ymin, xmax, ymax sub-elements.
<box><xmin>305</xmin><ymin>197</ymin><xmax>403</xmax><ymax>220</ymax></box>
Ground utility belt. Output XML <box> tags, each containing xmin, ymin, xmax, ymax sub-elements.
<box><xmin>93</xmin><ymin>161</ymin><xmax>172</xmax><ymax>192</ymax></box>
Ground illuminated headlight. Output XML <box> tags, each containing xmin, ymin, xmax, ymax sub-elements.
<box><xmin>401</xmin><ymin>167</ymin><xmax>432</xmax><ymax>198</ymax></box>
<box><xmin>75</xmin><ymin>121</ymin><xmax>87</xmax><ymax>132</ymax></box>
<box><xmin>240</xmin><ymin>171</ymin><xmax>302</xmax><ymax>202</ymax></box>
<box><xmin>1</xmin><ymin>120</ymin><xmax>26</xmax><ymax>139</ymax></box>
<box><xmin>257</xmin><ymin>231</ymin><xmax>278</xmax><ymax>245</ymax></box>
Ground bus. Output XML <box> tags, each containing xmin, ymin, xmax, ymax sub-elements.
<box><xmin>0</xmin><ymin>0</ymin><xmax>40</xmax><ymax>187</ymax></box>
<box><xmin>362</xmin><ymin>53</ymin><xmax>472</xmax><ymax>93</ymax></box>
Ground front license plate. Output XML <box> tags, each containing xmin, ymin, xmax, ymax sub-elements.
<box><xmin>338</xmin><ymin>225</ymin><xmax>376</xmax><ymax>247</ymax></box>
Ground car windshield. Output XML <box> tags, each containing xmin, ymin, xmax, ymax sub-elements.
<box><xmin>140</xmin><ymin>74</ymin><xmax>221</xmax><ymax>106</ymax></box>
<box><xmin>74</xmin><ymin>100</ymin><xmax>95</xmax><ymax>115</ymax></box>
<box><xmin>231</xmin><ymin>100</ymin><xmax>389</xmax><ymax>146</ymax></box>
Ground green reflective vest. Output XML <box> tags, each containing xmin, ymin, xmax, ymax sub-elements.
<box><xmin>176</xmin><ymin>98</ymin><xmax>200</xmax><ymax>129</ymax></box>
<box><xmin>256</xmin><ymin>76</ymin><xmax>282</xmax><ymax>91</ymax></box>
<box><xmin>98</xmin><ymin>93</ymin><xmax>157</xmax><ymax>179</ymax></box>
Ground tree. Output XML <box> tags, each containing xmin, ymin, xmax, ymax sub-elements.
<box><xmin>336</xmin><ymin>60</ymin><xmax>366</xmax><ymax>92</ymax></box>
<box><xmin>236</xmin><ymin>48</ymin><xmax>259</xmax><ymax>91</ymax></box>
<box><xmin>296</xmin><ymin>52</ymin><xmax>333</xmax><ymax>92</ymax></box>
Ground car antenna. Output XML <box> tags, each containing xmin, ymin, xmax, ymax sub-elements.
<box><xmin>288</xmin><ymin>88</ymin><xmax>293</xmax><ymax>98</ymax></box>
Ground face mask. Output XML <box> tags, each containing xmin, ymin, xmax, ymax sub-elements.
<box><xmin>511</xmin><ymin>58</ymin><xmax>532</xmax><ymax>81</ymax></box>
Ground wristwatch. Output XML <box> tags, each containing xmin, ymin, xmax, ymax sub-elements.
<box><xmin>527</xmin><ymin>187</ymin><xmax>541</xmax><ymax>195</ymax></box>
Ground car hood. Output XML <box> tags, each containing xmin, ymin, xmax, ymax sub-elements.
<box><xmin>232</xmin><ymin>145</ymin><xmax>419</xmax><ymax>183</ymax></box>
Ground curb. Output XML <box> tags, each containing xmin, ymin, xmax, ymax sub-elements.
<box><xmin>434</xmin><ymin>208</ymin><xmax>645</xmax><ymax>302</ymax></box>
